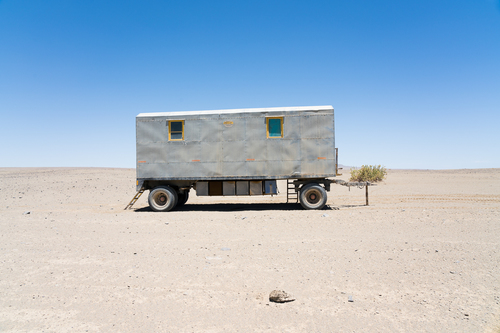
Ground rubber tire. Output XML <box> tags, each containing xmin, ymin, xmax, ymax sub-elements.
<box><xmin>176</xmin><ymin>190</ymin><xmax>189</xmax><ymax>207</ymax></box>
<box><xmin>299</xmin><ymin>183</ymin><xmax>327</xmax><ymax>210</ymax></box>
<box><xmin>148</xmin><ymin>186</ymin><xmax>178</xmax><ymax>212</ymax></box>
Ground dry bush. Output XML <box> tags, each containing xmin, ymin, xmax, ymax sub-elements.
<box><xmin>349</xmin><ymin>165</ymin><xmax>387</xmax><ymax>182</ymax></box>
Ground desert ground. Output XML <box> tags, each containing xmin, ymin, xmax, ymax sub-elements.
<box><xmin>1</xmin><ymin>167</ymin><xmax>499</xmax><ymax>332</ymax></box>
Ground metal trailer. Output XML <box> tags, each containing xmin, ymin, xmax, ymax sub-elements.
<box><xmin>131</xmin><ymin>105</ymin><xmax>339</xmax><ymax>211</ymax></box>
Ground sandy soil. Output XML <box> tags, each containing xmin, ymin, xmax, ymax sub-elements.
<box><xmin>1</xmin><ymin>167</ymin><xmax>499</xmax><ymax>332</ymax></box>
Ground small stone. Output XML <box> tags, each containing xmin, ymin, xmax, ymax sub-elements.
<box><xmin>23</xmin><ymin>211</ymin><xmax>30</xmax><ymax>215</ymax></box>
<box><xmin>269</xmin><ymin>290</ymin><xmax>295</xmax><ymax>303</ymax></box>
<box><xmin>348</xmin><ymin>295</ymin><xmax>354</xmax><ymax>302</ymax></box>
<box><xmin>221</xmin><ymin>247</ymin><xmax>231</xmax><ymax>251</ymax></box>
<box><xmin>322</xmin><ymin>214</ymin><xmax>329</xmax><ymax>217</ymax></box>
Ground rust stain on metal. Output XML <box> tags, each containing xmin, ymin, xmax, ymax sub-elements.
<box><xmin>192</xmin><ymin>159</ymin><xmax>201</xmax><ymax>162</ymax></box>
<box><xmin>138</xmin><ymin>160</ymin><xmax>146</xmax><ymax>163</ymax></box>
<box><xmin>317</xmin><ymin>157</ymin><xmax>326</xmax><ymax>160</ymax></box>
<box><xmin>246</xmin><ymin>158</ymin><xmax>255</xmax><ymax>161</ymax></box>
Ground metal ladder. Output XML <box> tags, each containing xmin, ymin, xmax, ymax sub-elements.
<box><xmin>124</xmin><ymin>187</ymin><xmax>145</xmax><ymax>210</ymax></box>
<box><xmin>286</xmin><ymin>179</ymin><xmax>298</xmax><ymax>203</ymax></box>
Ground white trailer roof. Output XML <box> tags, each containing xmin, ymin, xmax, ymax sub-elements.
<box><xmin>137</xmin><ymin>105</ymin><xmax>333</xmax><ymax>118</ymax></box>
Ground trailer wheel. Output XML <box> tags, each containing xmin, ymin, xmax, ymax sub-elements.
<box><xmin>148</xmin><ymin>186</ymin><xmax>178</xmax><ymax>212</ymax></box>
<box><xmin>299</xmin><ymin>183</ymin><xmax>327</xmax><ymax>210</ymax></box>
<box><xmin>176</xmin><ymin>191</ymin><xmax>189</xmax><ymax>207</ymax></box>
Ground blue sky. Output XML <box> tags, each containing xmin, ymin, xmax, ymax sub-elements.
<box><xmin>1</xmin><ymin>0</ymin><xmax>499</xmax><ymax>169</ymax></box>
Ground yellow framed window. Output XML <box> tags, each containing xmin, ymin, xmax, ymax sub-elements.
<box><xmin>168</xmin><ymin>120</ymin><xmax>184</xmax><ymax>141</ymax></box>
<box><xmin>266</xmin><ymin>117</ymin><xmax>283</xmax><ymax>138</ymax></box>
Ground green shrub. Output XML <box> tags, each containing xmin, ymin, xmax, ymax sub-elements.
<box><xmin>349</xmin><ymin>165</ymin><xmax>387</xmax><ymax>182</ymax></box>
